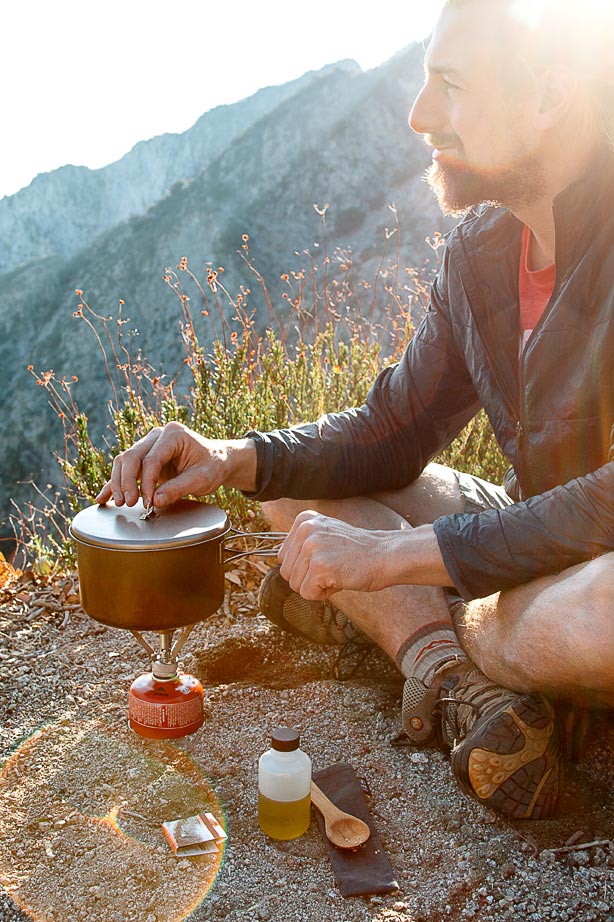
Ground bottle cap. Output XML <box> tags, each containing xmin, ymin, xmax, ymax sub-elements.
<box><xmin>271</xmin><ymin>727</ymin><xmax>300</xmax><ymax>751</ymax></box>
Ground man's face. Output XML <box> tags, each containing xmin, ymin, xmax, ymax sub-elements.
<box><xmin>409</xmin><ymin>2</ymin><xmax>546</xmax><ymax>215</ymax></box>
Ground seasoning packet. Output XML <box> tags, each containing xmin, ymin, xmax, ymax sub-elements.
<box><xmin>162</xmin><ymin>812</ymin><xmax>227</xmax><ymax>857</ymax></box>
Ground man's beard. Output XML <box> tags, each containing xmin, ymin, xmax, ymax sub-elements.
<box><xmin>426</xmin><ymin>153</ymin><xmax>546</xmax><ymax>217</ymax></box>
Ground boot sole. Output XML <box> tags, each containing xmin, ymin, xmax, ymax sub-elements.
<box><xmin>450</xmin><ymin>693</ymin><xmax>562</xmax><ymax>819</ymax></box>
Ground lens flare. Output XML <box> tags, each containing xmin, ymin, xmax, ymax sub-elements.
<box><xmin>0</xmin><ymin>720</ymin><xmax>226</xmax><ymax>922</ymax></box>
<box><xmin>510</xmin><ymin>0</ymin><xmax>614</xmax><ymax>29</ymax></box>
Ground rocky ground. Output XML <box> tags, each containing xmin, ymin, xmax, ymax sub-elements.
<box><xmin>1</xmin><ymin>561</ymin><xmax>614</xmax><ymax>922</ymax></box>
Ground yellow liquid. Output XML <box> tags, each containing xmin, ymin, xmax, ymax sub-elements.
<box><xmin>258</xmin><ymin>792</ymin><xmax>311</xmax><ymax>840</ymax></box>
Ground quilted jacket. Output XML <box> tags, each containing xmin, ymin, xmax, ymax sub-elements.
<box><xmin>246</xmin><ymin>149</ymin><xmax>614</xmax><ymax>600</ymax></box>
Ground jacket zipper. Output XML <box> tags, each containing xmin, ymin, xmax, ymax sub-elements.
<box><xmin>516</xmin><ymin>414</ymin><xmax>526</xmax><ymax>492</ymax></box>
<box><xmin>516</xmin><ymin>250</ymin><xmax>560</xmax><ymax>495</ymax></box>
<box><xmin>454</xmin><ymin>227</ymin><xmax>521</xmax><ymax>424</ymax></box>
<box><xmin>516</xmin><ymin>335</ymin><xmax>527</xmax><ymax>490</ymax></box>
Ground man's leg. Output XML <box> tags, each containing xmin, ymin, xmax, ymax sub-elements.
<box><xmin>265</xmin><ymin>469</ymin><xmax>614</xmax><ymax>707</ymax></box>
<box><xmin>259</xmin><ymin>463</ymin><xmax>564</xmax><ymax>819</ymax></box>
<box><xmin>261</xmin><ymin>463</ymin><xmax>464</xmax><ymax>665</ymax></box>
<box><xmin>455</xmin><ymin>554</ymin><xmax>614</xmax><ymax>709</ymax></box>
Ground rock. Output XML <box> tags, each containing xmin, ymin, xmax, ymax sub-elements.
<box><xmin>571</xmin><ymin>850</ymin><xmax>590</xmax><ymax>867</ymax></box>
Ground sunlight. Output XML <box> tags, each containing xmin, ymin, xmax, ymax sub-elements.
<box><xmin>510</xmin><ymin>0</ymin><xmax>614</xmax><ymax>31</ymax></box>
<box><xmin>1</xmin><ymin>0</ymin><xmax>440</xmax><ymax>200</ymax></box>
<box><xmin>0</xmin><ymin>720</ymin><xmax>226</xmax><ymax>922</ymax></box>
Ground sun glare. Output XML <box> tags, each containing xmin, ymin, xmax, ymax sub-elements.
<box><xmin>1</xmin><ymin>1</ymin><xmax>440</xmax><ymax>200</ymax></box>
<box><xmin>510</xmin><ymin>0</ymin><xmax>614</xmax><ymax>29</ymax></box>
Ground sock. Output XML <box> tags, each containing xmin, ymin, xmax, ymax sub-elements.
<box><xmin>396</xmin><ymin>621</ymin><xmax>468</xmax><ymax>687</ymax></box>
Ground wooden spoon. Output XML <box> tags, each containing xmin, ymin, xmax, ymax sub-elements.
<box><xmin>310</xmin><ymin>781</ymin><xmax>371</xmax><ymax>850</ymax></box>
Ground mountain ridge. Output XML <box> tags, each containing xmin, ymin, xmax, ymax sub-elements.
<box><xmin>0</xmin><ymin>60</ymin><xmax>361</xmax><ymax>275</ymax></box>
<box><xmin>0</xmin><ymin>44</ymin><xmax>450</xmax><ymax>532</ymax></box>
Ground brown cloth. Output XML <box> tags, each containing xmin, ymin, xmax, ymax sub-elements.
<box><xmin>312</xmin><ymin>762</ymin><xmax>399</xmax><ymax>898</ymax></box>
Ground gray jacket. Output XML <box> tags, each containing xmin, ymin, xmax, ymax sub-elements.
<box><xmin>247</xmin><ymin>150</ymin><xmax>614</xmax><ymax>600</ymax></box>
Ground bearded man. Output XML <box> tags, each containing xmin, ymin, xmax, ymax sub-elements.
<box><xmin>97</xmin><ymin>0</ymin><xmax>614</xmax><ymax>819</ymax></box>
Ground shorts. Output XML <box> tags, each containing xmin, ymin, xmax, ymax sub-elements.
<box><xmin>444</xmin><ymin>471</ymin><xmax>513</xmax><ymax>615</ymax></box>
<box><xmin>454</xmin><ymin>470</ymin><xmax>513</xmax><ymax>515</ymax></box>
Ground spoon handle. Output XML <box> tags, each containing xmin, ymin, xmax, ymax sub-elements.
<box><xmin>310</xmin><ymin>781</ymin><xmax>346</xmax><ymax>821</ymax></box>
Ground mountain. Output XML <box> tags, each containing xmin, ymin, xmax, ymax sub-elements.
<box><xmin>0</xmin><ymin>63</ymin><xmax>361</xmax><ymax>276</ymax></box>
<box><xmin>0</xmin><ymin>43</ymin><xmax>450</xmax><ymax>531</ymax></box>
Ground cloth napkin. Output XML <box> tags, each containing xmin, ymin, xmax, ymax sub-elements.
<box><xmin>312</xmin><ymin>762</ymin><xmax>398</xmax><ymax>898</ymax></box>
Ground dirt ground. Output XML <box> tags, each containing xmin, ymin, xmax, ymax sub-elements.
<box><xmin>1</xmin><ymin>562</ymin><xmax>614</xmax><ymax>922</ymax></box>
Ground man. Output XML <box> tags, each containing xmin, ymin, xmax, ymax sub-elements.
<box><xmin>97</xmin><ymin>0</ymin><xmax>614</xmax><ymax>820</ymax></box>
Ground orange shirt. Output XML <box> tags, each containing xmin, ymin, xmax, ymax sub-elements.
<box><xmin>518</xmin><ymin>224</ymin><xmax>556</xmax><ymax>351</ymax></box>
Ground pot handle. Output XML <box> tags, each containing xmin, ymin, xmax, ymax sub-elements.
<box><xmin>222</xmin><ymin>528</ymin><xmax>287</xmax><ymax>564</ymax></box>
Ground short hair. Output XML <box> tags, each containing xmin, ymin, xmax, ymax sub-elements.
<box><xmin>440</xmin><ymin>0</ymin><xmax>614</xmax><ymax>150</ymax></box>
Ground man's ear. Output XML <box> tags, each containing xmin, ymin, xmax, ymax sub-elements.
<box><xmin>533</xmin><ymin>68</ymin><xmax>578</xmax><ymax>130</ymax></box>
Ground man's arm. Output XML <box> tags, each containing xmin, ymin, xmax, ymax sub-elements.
<box><xmin>95</xmin><ymin>422</ymin><xmax>258</xmax><ymax>507</ymax></box>
<box><xmin>278</xmin><ymin>510</ymin><xmax>451</xmax><ymax>600</ymax></box>
<box><xmin>433</xmin><ymin>456</ymin><xmax>614</xmax><ymax>600</ymax></box>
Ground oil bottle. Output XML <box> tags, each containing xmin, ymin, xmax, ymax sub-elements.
<box><xmin>258</xmin><ymin>727</ymin><xmax>311</xmax><ymax>840</ymax></box>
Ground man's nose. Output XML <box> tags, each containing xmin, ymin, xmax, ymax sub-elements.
<box><xmin>409</xmin><ymin>81</ymin><xmax>442</xmax><ymax>137</ymax></box>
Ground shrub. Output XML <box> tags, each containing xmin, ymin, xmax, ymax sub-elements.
<box><xmin>13</xmin><ymin>210</ymin><xmax>505</xmax><ymax>570</ymax></box>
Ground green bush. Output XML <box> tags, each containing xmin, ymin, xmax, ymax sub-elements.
<box><xmin>15</xmin><ymin>215</ymin><xmax>505</xmax><ymax>570</ymax></box>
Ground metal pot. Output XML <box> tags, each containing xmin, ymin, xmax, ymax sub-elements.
<box><xmin>71</xmin><ymin>499</ymin><xmax>234</xmax><ymax>632</ymax></box>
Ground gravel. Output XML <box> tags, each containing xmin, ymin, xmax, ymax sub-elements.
<box><xmin>1</xmin><ymin>565</ymin><xmax>614</xmax><ymax>922</ymax></box>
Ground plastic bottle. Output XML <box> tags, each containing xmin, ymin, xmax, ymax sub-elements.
<box><xmin>258</xmin><ymin>727</ymin><xmax>312</xmax><ymax>840</ymax></box>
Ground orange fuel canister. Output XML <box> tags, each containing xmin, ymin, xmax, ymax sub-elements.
<box><xmin>128</xmin><ymin>665</ymin><xmax>205</xmax><ymax>739</ymax></box>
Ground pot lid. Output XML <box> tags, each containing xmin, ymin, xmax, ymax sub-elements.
<box><xmin>70</xmin><ymin>499</ymin><xmax>230</xmax><ymax>550</ymax></box>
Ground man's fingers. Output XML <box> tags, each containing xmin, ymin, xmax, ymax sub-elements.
<box><xmin>151</xmin><ymin>469</ymin><xmax>208</xmax><ymax>508</ymax></box>
<box><xmin>96</xmin><ymin>428</ymin><xmax>162</xmax><ymax>506</ymax></box>
<box><xmin>108</xmin><ymin>453</ymin><xmax>127</xmax><ymax>505</ymax></box>
<box><xmin>278</xmin><ymin>511</ymin><xmax>319</xmax><ymax>574</ymax></box>
<box><xmin>279</xmin><ymin>512</ymin><xmax>337</xmax><ymax>600</ymax></box>
<box><xmin>95</xmin><ymin>482</ymin><xmax>113</xmax><ymax>504</ymax></box>
<box><xmin>280</xmin><ymin>545</ymin><xmax>310</xmax><ymax>595</ymax></box>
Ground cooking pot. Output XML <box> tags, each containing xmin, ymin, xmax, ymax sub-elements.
<box><xmin>70</xmin><ymin>499</ymin><xmax>282</xmax><ymax>632</ymax></box>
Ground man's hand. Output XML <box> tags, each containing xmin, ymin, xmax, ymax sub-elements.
<box><xmin>278</xmin><ymin>509</ymin><xmax>451</xmax><ymax>600</ymax></box>
<box><xmin>278</xmin><ymin>510</ymin><xmax>399</xmax><ymax>599</ymax></box>
<box><xmin>95</xmin><ymin>421</ymin><xmax>257</xmax><ymax>508</ymax></box>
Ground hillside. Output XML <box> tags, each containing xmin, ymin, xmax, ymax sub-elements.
<box><xmin>0</xmin><ymin>43</ymin><xmax>451</xmax><ymax>532</ymax></box>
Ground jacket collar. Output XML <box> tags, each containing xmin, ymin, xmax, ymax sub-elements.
<box><xmin>452</xmin><ymin>144</ymin><xmax>614</xmax><ymax>267</ymax></box>
<box><xmin>552</xmin><ymin>145</ymin><xmax>614</xmax><ymax>267</ymax></box>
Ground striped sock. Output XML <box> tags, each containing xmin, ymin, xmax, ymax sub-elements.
<box><xmin>396</xmin><ymin>621</ymin><xmax>468</xmax><ymax>686</ymax></box>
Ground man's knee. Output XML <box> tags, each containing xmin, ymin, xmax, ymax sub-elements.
<box><xmin>262</xmin><ymin>463</ymin><xmax>467</xmax><ymax>533</ymax></box>
<box><xmin>370</xmin><ymin>463</ymin><xmax>465</xmax><ymax>526</ymax></box>
<box><xmin>463</xmin><ymin>554</ymin><xmax>614</xmax><ymax>705</ymax></box>
<box><xmin>260</xmin><ymin>498</ymin><xmax>314</xmax><ymax>532</ymax></box>
<box><xmin>588</xmin><ymin>551</ymin><xmax>614</xmax><ymax>615</ymax></box>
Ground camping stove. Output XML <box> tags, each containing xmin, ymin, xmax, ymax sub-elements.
<box><xmin>127</xmin><ymin>626</ymin><xmax>204</xmax><ymax>739</ymax></box>
<box><xmin>70</xmin><ymin>498</ymin><xmax>284</xmax><ymax>740</ymax></box>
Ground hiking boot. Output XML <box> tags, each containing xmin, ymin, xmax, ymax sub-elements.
<box><xmin>401</xmin><ymin>663</ymin><xmax>563</xmax><ymax>819</ymax></box>
<box><xmin>258</xmin><ymin>565</ymin><xmax>365</xmax><ymax>645</ymax></box>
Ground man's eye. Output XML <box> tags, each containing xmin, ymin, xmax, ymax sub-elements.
<box><xmin>444</xmin><ymin>79</ymin><xmax>462</xmax><ymax>92</ymax></box>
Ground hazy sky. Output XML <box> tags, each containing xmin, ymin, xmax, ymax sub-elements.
<box><xmin>2</xmin><ymin>1</ymin><xmax>439</xmax><ymax>200</ymax></box>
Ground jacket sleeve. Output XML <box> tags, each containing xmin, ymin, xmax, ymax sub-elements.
<box><xmin>244</xmin><ymin>251</ymin><xmax>482</xmax><ymax>502</ymax></box>
<box><xmin>433</xmin><ymin>453</ymin><xmax>614</xmax><ymax>600</ymax></box>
